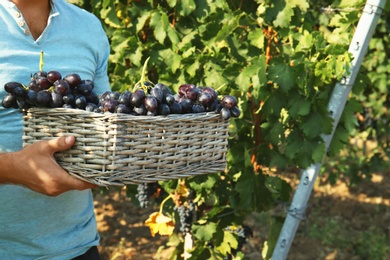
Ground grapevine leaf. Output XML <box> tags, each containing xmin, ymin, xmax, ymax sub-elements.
<box><xmin>215</xmin><ymin>231</ymin><xmax>238</xmax><ymax>255</ymax></box>
<box><xmin>301</xmin><ymin>111</ymin><xmax>333</xmax><ymax>139</ymax></box>
<box><xmin>136</xmin><ymin>12</ymin><xmax>151</xmax><ymax>33</ymax></box>
<box><xmin>150</xmin><ymin>11</ymin><xmax>168</xmax><ymax>44</ymax></box>
<box><xmin>268</xmin><ymin>58</ymin><xmax>295</xmax><ymax>93</ymax></box>
<box><xmin>235</xmin><ymin>171</ymin><xmax>274</xmax><ymax>211</ymax></box>
<box><xmin>248</xmin><ymin>28</ymin><xmax>264</xmax><ymax>49</ymax></box>
<box><xmin>288</xmin><ymin>96</ymin><xmax>311</xmax><ymax>118</ymax></box>
<box><xmin>193</xmin><ymin>222</ymin><xmax>217</xmax><ymax>241</ymax></box>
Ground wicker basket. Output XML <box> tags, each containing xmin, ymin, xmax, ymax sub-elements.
<box><xmin>22</xmin><ymin>107</ymin><xmax>229</xmax><ymax>186</ymax></box>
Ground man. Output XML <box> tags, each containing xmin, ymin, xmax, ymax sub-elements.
<box><xmin>0</xmin><ymin>0</ymin><xmax>110</xmax><ymax>258</ymax></box>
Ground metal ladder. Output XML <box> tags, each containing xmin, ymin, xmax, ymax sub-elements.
<box><xmin>272</xmin><ymin>0</ymin><xmax>386</xmax><ymax>259</ymax></box>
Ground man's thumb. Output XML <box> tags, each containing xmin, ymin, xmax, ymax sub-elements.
<box><xmin>48</xmin><ymin>135</ymin><xmax>76</xmax><ymax>152</ymax></box>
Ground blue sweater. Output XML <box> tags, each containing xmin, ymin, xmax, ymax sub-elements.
<box><xmin>0</xmin><ymin>0</ymin><xmax>110</xmax><ymax>258</ymax></box>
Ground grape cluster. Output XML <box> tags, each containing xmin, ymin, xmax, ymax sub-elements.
<box><xmin>1</xmin><ymin>70</ymin><xmax>241</xmax><ymax>120</ymax></box>
<box><xmin>224</xmin><ymin>225</ymin><xmax>253</xmax><ymax>259</ymax></box>
<box><xmin>174</xmin><ymin>200</ymin><xmax>195</xmax><ymax>236</ymax></box>
<box><xmin>135</xmin><ymin>182</ymin><xmax>160</xmax><ymax>209</ymax></box>
<box><xmin>1</xmin><ymin>70</ymin><xmax>99</xmax><ymax>111</ymax></box>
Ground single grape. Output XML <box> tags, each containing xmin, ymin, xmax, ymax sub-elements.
<box><xmin>12</xmin><ymin>86</ymin><xmax>27</xmax><ymax>99</ymax></box>
<box><xmin>157</xmin><ymin>103</ymin><xmax>170</xmax><ymax>115</ymax></box>
<box><xmin>220</xmin><ymin>107</ymin><xmax>231</xmax><ymax>120</ymax></box>
<box><xmin>26</xmin><ymin>89</ymin><xmax>38</xmax><ymax>106</ymax></box>
<box><xmin>202</xmin><ymin>87</ymin><xmax>218</xmax><ymax>99</ymax></box>
<box><xmin>230</xmin><ymin>106</ymin><xmax>241</xmax><ymax>118</ymax></box>
<box><xmin>16</xmin><ymin>98</ymin><xmax>30</xmax><ymax>109</ymax></box>
<box><xmin>36</xmin><ymin>90</ymin><xmax>51</xmax><ymax>107</ymax></box>
<box><xmin>179</xmin><ymin>98</ymin><xmax>193</xmax><ymax>113</ymax></box>
<box><xmin>164</xmin><ymin>94</ymin><xmax>175</xmax><ymax>105</ymax></box>
<box><xmin>192</xmin><ymin>103</ymin><xmax>206</xmax><ymax>113</ymax></box>
<box><xmin>50</xmin><ymin>92</ymin><xmax>64</xmax><ymax>108</ymax></box>
<box><xmin>222</xmin><ymin>95</ymin><xmax>238</xmax><ymax>109</ymax></box>
<box><xmin>63</xmin><ymin>93</ymin><xmax>75</xmax><ymax>105</ymax></box>
<box><xmin>47</xmin><ymin>70</ymin><xmax>62</xmax><ymax>84</ymax></box>
<box><xmin>76</xmin><ymin>81</ymin><xmax>93</xmax><ymax>95</ymax></box>
<box><xmin>118</xmin><ymin>90</ymin><xmax>132</xmax><ymax>107</ymax></box>
<box><xmin>74</xmin><ymin>95</ymin><xmax>87</xmax><ymax>109</ymax></box>
<box><xmin>133</xmin><ymin>104</ymin><xmax>147</xmax><ymax>115</ymax></box>
<box><xmin>169</xmin><ymin>102</ymin><xmax>182</xmax><ymax>114</ymax></box>
<box><xmin>53</xmin><ymin>79</ymin><xmax>70</xmax><ymax>95</ymax></box>
<box><xmin>197</xmin><ymin>92</ymin><xmax>213</xmax><ymax>106</ymax></box>
<box><xmin>144</xmin><ymin>95</ymin><xmax>158</xmax><ymax>112</ymax></box>
<box><xmin>115</xmin><ymin>104</ymin><xmax>131</xmax><ymax>114</ymax></box>
<box><xmin>179</xmin><ymin>83</ymin><xmax>194</xmax><ymax>97</ymax></box>
<box><xmin>154</xmin><ymin>83</ymin><xmax>172</xmax><ymax>96</ymax></box>
<box><xmin>63</xmin><ymin>73</ymin><xmax>82</xmax><ymax>89</ymax></box>
<box><xmin>28</xmin><ymin>80</ymin><xmax>41</xmax><ymax>91</ymax></box>
<box><xmin>36</xmin><ymin>76</ymin><xmax>52</xmax><ymax>90</ymax></box>
<box><xmin>32</xmin><ymin>70</ymin><xmax>48</xmax><ymax>80</ymax></box>
<box><xmin>185</xmin><ymin>87</ymin><xmax>199</xmax><ymax>101</ymax></box>
<box><xmin>85</xmin><ymin>91</ymin><xmax>99</xmax><ymax>105</ymax></box>
<box><xmin>131</xmin><ymin>89</ymin><xmax>146</xmax><ymax>107</ymax></box>
<box><xmin>1</xmin><ymin>93</ymin><xmax>18</xmax><ymax>108</ymax></box>
<box><xmin>85</xmin><ymin>102</ymin><xmax>99</xmax><ymax>112</ymax></box>
<box><xmin>103</xmin><ymin>98</ymin><xmax>118</xmax><ymax>113</ymax></box>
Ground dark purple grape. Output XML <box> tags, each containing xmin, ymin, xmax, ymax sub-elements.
<box><xmin>118</xmin><ymin>90</ymin><xmax>132</xmax><ymax>107</ymax></box>
<box><xmin>197</xmin><ymin>92</ymin><xmax>213</xmax><ymax>106</ymax></box>
<box><xmin>50</xmin><ymin>92</ymin><xmax>64</xmax><ymax>108</ymax></box>
<box><xmin>4</xmin><ymin>82</ymin><xmax>23</xmax><ymax>94</ymax></box>
<box><xmin>32</xmin><ymin>71</ymin><xmax>47</xmax><ymax>80</ymax></box>
<box><xmin>220</xmin><ymin>107</ymin><xmax>231</xmax><ymax>120</ymax></box>
<box><xmin>164</xmin><ymin>94</ymin><xmax>175</xmax><ymax>105</ymax></box>
<box><xmin>103</xmin><ymin>98</ymin><xmax>118</xmax><ymax>113</ymax></box>
<box><xmin>230</xmin><ymin>106</ymin><xmax>241</xmax><ymax>118</ymax></box>
<box><xmin>169</xmin><ymin>102</ymin><xmax>182</xmax><ymax>114</ymax></box>
<box><xmin>12</xmin><ymin>86</ymin><xmax>27</xmax><ymax>99</ymax></box>
<box><xmin>99</xmin><ymin>91</ymin><xmax>111</xmax><ymax>103</ymax></box>
<box><xmin>179</xmin><ymin>98</ymin><xmax>193</xmax><ymax>113</ymax></box>
<box><xmin>222</xmin><ymin>95</ymin><xmax>237</xmax><ymax>109</ymax></box>
<box><xmin>209</xmin><ymin>99</ymin><xmax>222</xmax><ymax>112</ymax></box>
<box><xmin>131</xmin><ymin>89</ymin><xmax>146</xmax><ymax>107</ymax></box>
<box><xmin>157</xmin><ymin>103</ymin><xmax>170</xmax><ymax>115</ymax></box>
<box><xmin>28</xmin><ymin>80</ymin><xmax>41</xmax><ymax>91</ymax></box>
<box><xmin>133</xmin><ymin>104</ymin><xmax>147</xmax><ymax>115</ymax></box>
<box><xmin>1</xmin><ymin>93</ymin><xmax>18</xmax><ymax>108</ymax></box>
<box><xmin>53</xmin><ymin>79</ymin><xmax>70</xmax><ymax>95</ymax></box>
<box><xmin>185</xmin><ymin>87</ymin><xmax>199</xmax><ymax>101</ymax></box>
<box><xmin>76</xmin><ymin>81</ymin><xmax>93</xmax><ymax>95</ymax></box>
<box><xmin>47</xmin><ymin>70</ymin><xmax>62</xmax><ymax>84</ymax></box>
<box><xmin>36</xmin><ymin>90</ymin><xmax>51</xmax><ymax>107</ymax></box>
<box><xmin>202</xmin><ymin>87</ymin><xmax>218</xmax><ymax>99</ymax></box>
<box><xmin>63</xmin><ymin>73</ymin><xmax>82</xmax><ymax>89</ymax></box>
<box><xmin>63</xmin><ymin>93</ymin><xmax>75</xmax><ymax>105</ymax></box>
<box><xmin>154</xmin><ymin>83</ymin><xmax>172</xmax><ymax>96</ymax></box>
<box><xmin>150</xmin><ymin>87</ymin><xmax>164</xmax><ymax>104</ymax></box>
<box><xmin>26</xmin><ymin>90</ymin><xmax>38</xmax><ymax>105</ymax></box>
<box><xmin>147</xmin><ymin>110</ymin><xmax>157</xmax><ymax>116</ymax></box>
<box><xmin>36</xmin><ymin>76</ymin><xmax>52</xmax><ymax>90</ymax></box>
<box><xmin>115</xmin><ymin>104</ymin><xmax>131</xmax><ymax>114</ymax></box>
<box><xmin>144</xmin><ymin>95</ymin><xmax>158</xmax><ymax>112</ymax></box>
<box><xmin>74</xmin><ymin>95</ymin><xmax>87</xmax><ymax>109</ymax></box>
<box><xmin>192</xmin><ymin>103</ymin><xmax>206</xmax><ymax>113</ymax></box>
<box><xmin>86</xmin><ymin>102</ymin><xmax>99</xmax><ymax>112</ymax></box>
<box><xmin>62</xmin><ymin>104</ymin><xmax>73</xmax><ymax>109</ymax></box>
<box><xmin>85</xmin><ymin>91</ymin><xmax>99</xmax><ymax>105</ymax></box>
<box><xmin>179</xmin><ymin>84</ymin><xmax>195</xmax><ymax>97</ymax></box>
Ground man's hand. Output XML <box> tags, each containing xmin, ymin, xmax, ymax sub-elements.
<box><xmin>2</xmin><ymin>136</ymin><xmax>97</xmax><ymax>196</ymax></box>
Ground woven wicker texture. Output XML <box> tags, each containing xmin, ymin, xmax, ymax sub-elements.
<box><xmin>22</xmin><ymin>108</ymin><xmax>229</xmax><ymax>186</ymax></box>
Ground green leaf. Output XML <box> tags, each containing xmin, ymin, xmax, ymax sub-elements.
<box><xmin>215</xmin><ymin>231</ymin><xmax>238</xmax><ymax>255</ymax></box>
<box><xmin>268</xmin><ymin>58</ymin><xmax>295</xmax><ymax>93</ymax></box>
<box><xmin>150</xmin><ymin>11</ymin><xmax>168</xmax><ymax>44</ymax></box>
<box><xmin>193</xmin><ymin>222</ymin><xmax>217</xmax><ymax>241</ymax></box>
<box><xmin>248</xmin><ymin>28</ymin><xmax>264</xmax><ymax>49</ymax></box>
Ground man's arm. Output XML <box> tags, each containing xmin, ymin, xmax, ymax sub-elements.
<box><xmin>0</xmin><ymin>136</ymin><xmax>97</xmax><ymax>196</ymax></box>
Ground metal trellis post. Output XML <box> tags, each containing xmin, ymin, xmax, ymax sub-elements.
<box><xmin>272</xmin><ymin>0</ymin><xmax>386</xmax><ymax>259</ymax></box>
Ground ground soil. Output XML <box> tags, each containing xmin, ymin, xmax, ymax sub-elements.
<box><xmin>93</xmin><ymin>169</ymin><xmax>390</xmax><ymax>260</ymax></box>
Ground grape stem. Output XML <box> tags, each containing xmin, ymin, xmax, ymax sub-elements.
<box><xmin>133</xmin><ymin>57</ymin><xmax>152</xmax><ymax>93</ymax></box>
<box><xmin>39</xmin><ymin>51</ymin><xmax>44</xmax><ymax>71</ymax></box>
<box><xmin>159</xmin><ymin>194</ymin><xmax>173</xmax><ymax>214</ymax></box>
